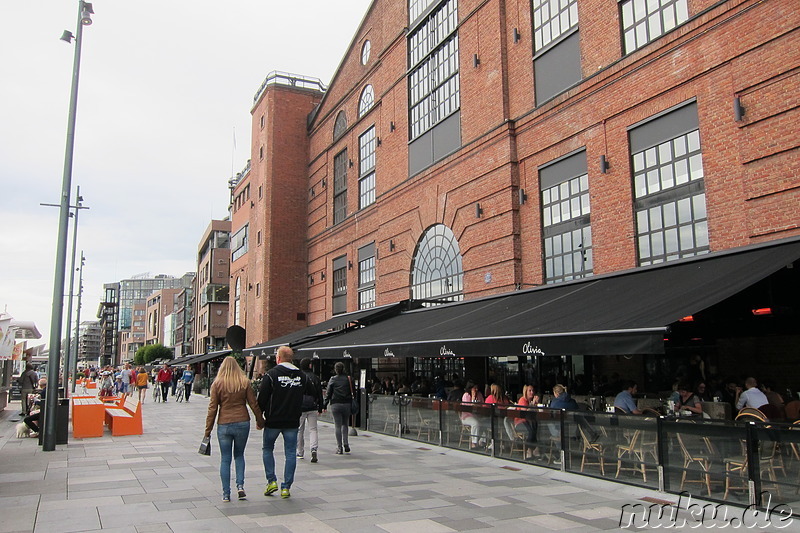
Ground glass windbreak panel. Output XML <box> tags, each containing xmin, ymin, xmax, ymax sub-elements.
<box><xmin>402</xmin><ymin>396</ymin><xmax>440</xmax><ymax>445</ymax></box>
<box><xmin>440</xmin><ymin>399</ymin><xmax>493</xmax><ymax>454</ymax></box>
<box><xmin>493</xmin><ymin>405</ymin><xmax>563</xmax><ymax>468</ymax></box>
<box><xmin>561</xmin><ymin>411</ymin><xmax>659</xmax><ymax>489</ymax></box>
<box><xmin>753</xmin><ymin>423</ymin><xmax>800</xmax><ymax>509</ymax></box>
<box><xmin>367</xmin><ymin>394</ymin><xmax>401</xmax><ymax>436</ymax></box>
<box><xmin>661</xmin><ymin>419</ymin><xmax>749</xmax><ymax>505</ymax></box>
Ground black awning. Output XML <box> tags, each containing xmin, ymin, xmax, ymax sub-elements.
<box><xmin>295</xmin><ymin>237</ymin><xmax>800</xmax><ymax>359</ymax></box>
<box><xmin>173</xmin><ymin>350</ymin><xmax>232</xmax><ymax>366</ymax></box>
<box><xmin>242</xmin><ymin>301</ymin><xmax>411</xmax><ymax>357</ymax></box>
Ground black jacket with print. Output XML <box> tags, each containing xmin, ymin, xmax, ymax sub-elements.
<box><xmin>258</xmin><ymin>363</ymin><xmax>310</xmax><ymax>429</ymax></box>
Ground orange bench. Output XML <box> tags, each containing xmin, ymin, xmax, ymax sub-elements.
<box><xmin>104</xmin><ymin>396</ymin><xmax>143</xmax><ymax>436</ymax></box>
<box><xmin>72</xmin><ymin>397</ymin><xmax>105</xmax><ymax>438</ymax></box>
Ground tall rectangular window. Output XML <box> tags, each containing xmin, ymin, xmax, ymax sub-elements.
<box><xmin>359</xmin><ymin>127</ymin><xmax>376</xmax><ymax>209</ymax></box>
<box><xmin>332</xmin><ymin>256</ymin><xmax>348</xmax><ymax>315</ymax></box>
<box><xmin>621</xmin><ymin>0</ymin><xmax>689</xmax><ymax>54</ymax></box>
<box><xmin>333</xmin><ymin>149</ymin><xmax>348</xmax><ymax>225</ymax></box>
<box><xmin>532</xmin><ymin>0</ymin><xmax>582</xmax><ymax>104</ymax></box>
<box><xmin>231</xmin><ymin>224</ymin><xmax>248</xmax><ymax>262</ymax></box>
<box><xmin>630</xmin><ymin>102</ymin><xmax>708</xmax><ymax>266</ymax></box>
<box><xmin>540</xmin><ymin>150</ymin><xmax>592</xmax><ymax>284</ymax></box>
<box><xmin>358</xmin><ymin>243</ymin><xmax>376</xmax><ymax>309</ymax></box>
<box><xmin>408</xmin><ymin>0</ymin><xmax>461</xmax><ymax>175</ymax></box>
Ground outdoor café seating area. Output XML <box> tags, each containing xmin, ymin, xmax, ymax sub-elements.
<box><xmin>363</xmin><ymin>394</ymin><xmax>800</xmax><ymax>508</ymax></box>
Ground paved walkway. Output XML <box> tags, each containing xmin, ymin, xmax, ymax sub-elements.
<box><xmin>0</xmin><ymin>395</ymin><xmax>794</xmax><ymax>532</ymax></box>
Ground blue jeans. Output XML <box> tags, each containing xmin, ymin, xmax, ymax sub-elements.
<box><xmin>262</xmin><ymin>427</ymin><xmax>298</xmax><ymax>489</ymax></box>
<box><xmin>217</xmin><ymin>421</ymin><xmax>250</xmax><ymax>496</ymax></box>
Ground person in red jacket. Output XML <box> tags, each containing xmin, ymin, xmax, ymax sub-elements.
<box><xmin>156</xmin><ymin>364</ymin><xmax>173</xmax><ymax>402</ymax></box>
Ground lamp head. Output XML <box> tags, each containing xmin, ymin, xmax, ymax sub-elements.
<box><xmin>80</xmin><ymin>2</ymin><xmax>94</xmax><ymax>25</ymax></box>
<box><xmin>60</xmin><ymin>30</ymin><xmax>74</xmax><ymax>43</ymax></box>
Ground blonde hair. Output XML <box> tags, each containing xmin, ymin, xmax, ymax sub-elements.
<box><xmin>552</xmin><ymin>384</ymin><xmax>566</xmax><ymax>397</ymax></box>
<box><xmin>213</xmin><ymin>356</ymin><xmax>250</xmax><ymax>394</ymax></box>
<box><xmin>490</xmin><ymin>383</ymin><xmax>504</xmax><ymax>401</ymax></box>
<box><xmin>519</xmin><ymin>384</ymin><xmax>535</xmax><ymax>402</ymax></box>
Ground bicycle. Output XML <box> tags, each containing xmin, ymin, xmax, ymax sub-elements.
<box><xmin>175</xmin><ymin>385</ymin><xmax>185</xmax><ymax>403</ymax></box>
<box><xmin>152</xmin><ymin>382</ymin><xmax>162</xmax><ymax>403</ymax></box>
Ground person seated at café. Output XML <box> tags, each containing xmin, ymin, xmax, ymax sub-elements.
<box><xmin>461</xmin><ymin>381</ymin><xmax>486</xmax><ymax>449</ymax></box>
<box><xmin>23</xmin><ymin>378</ymin><xmax>48</xmax><ymax>436</ymax></box>
<box><xmin>613</xmin><ymin>380</ymin><xmax>643</xmax><ymax>414</ymax></box>
<box><xmin>447</xmin><ymin>379</ymin><xmax>465</xmax><ymax>402</ymax></box>
<box><xmin>694</xmin><ymin>381</ymin><xmax>712</xmax><ymax>402</ymax></box>
<box><xmin>513</xmin><ymin>385</ymin><xmax>540</xmax><ymax>458</ymax></box>
<box><xmin>550</xmin><ymin>384</ymin><xmax>578</xmax><ymax>410</ymax></box>
<box><xmin>675</xmin><ymin>383</ymin><xmax>703</xmax><ymax>417</ymax></box>
<box><xmin>735</xmin><ymin>377</ymin><xmax>768</xmax><ymax>411</ymax></box>
<box><xmin>486</xmin><ymin>383</ymin><xmax>516</xmax><ymax>447</ymax></box>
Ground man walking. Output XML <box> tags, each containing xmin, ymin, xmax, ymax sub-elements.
<box><xmin>156</xmin><ymin>364</ymin><xmax>173</xmax><ymax>402</ymax></box>
<box><xmin>258</xmin><ymin>346</ymin><xmax>310</xmax><ymax>499</ymax></box>
<box><xmin>296</xmin><ymin>357</ymin><xmax>324</xmax><ymax>463</ymax></box>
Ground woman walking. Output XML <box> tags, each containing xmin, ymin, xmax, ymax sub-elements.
<box><xmin>205</xmin><ymin>356</ymin><xmax>264</xmax><ymax>502</ymax></box>
<box><xmin>324</xmin><ymin>362</ymin><xmax>353</xmax><ymax>454</ymax></box>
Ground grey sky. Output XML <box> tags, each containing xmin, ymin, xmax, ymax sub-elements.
<box><xmin>0</xmin><ymin>0</ymin><xmax>372</xmax><ymax>349</ymax></box>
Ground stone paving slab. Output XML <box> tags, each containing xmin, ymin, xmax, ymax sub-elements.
<box><xmin>1</xmin><ymin>396</ymin><xmax>798</xmax><ymax>532</ymax></box>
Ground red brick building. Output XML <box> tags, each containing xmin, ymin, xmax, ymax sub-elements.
<box><xmin>233</xmin><ymin>0</ymin><xmax>799</xmax><ymax>391</ymax></box>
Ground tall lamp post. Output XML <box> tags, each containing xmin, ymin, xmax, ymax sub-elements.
<box><xmin>71</xmin><ymin>252</ymin><xmax>86</xmax><ymax>392</ymax></box>
<box><xmin>63</xmin><ymin>187</ymin><xmax>88</xmax><ymax>395</ymax></box>
<box><xmin>43</xmin><ymin>0</ymin><xmax>94</xmax><ymax>451</ymax></box>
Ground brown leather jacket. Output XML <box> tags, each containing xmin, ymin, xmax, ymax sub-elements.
<box><xmin>204</xmin><ymin>381</ymin><xmax>263</xmax><ymax>437</ymax></box>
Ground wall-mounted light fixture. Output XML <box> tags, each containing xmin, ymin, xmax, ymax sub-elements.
<box><xmin>390</xmin><ymin>121</ymin><xmax>396</xmax><ymax>132</ymax></box>
<box><xmin>475</xmin><ymin>203</ymin><xmax>483</xmax><ymax>218</ymax></box>
<box><xmin>320</xmin><ymin>271</ymin><xmax>326</xmax><ymax>281</ymax></box>
<box><xmin>389</xmin><ymin>239</ymin><xmax>395</xmax><ymax>251</ymax></box>
<box><xmin>309</xmin><ymin>275</ymin><xmax>314</xmax><ymax>285</ymax></box>
<box><xmin>349</xmin><ymin>159</ymin><xmax>354</xmax><ymax>168</ymax></box>
<box><xmin>321</xmin><ymin>178</ymin><xmax>326</xmax><ymax>188</ymax></box>
<box><xmin>473</xmin><ymin>54</ymin><xmax>480</xmax><ymax>68</ymax></box>
<box><xmin>310</xmin><ymin>186</ymin><xmax>315</xmax><ymax>197</ymax></box>
<box><xmin>600</xmin><ymin>155</ymin><xmax>610</xmax><ymax>174</ymax></box>
<box><xmin>250</xmin><ymin>200</ymin><xmax>254</xmax><ymax>208</ymax></box>
<box><xmin>248</xmin><ymin>283</ymin><xmax>253</xmax><ymax>291</ymax></box>
<box><xmin>377</xmin><ymin>137</ymin><xmax>382</xmax><ymax>147</ymax></box>
<box><xmin>513</xmin><ymin>28</ymin><xmax>521</xmax><ymax>43</ymax></box>
<box><xmin>518</xmin><ymin>188</ymin><xmax>527</xmax><ymax>205</ymax></box>
<box><xmin>348</xmin><ymin>260</ymin><xmax>353</xmax><ymax>270</ymax></box>
<box><xmin>734</xmin><ymin>96</ymin><xmax>745</xmax><ymax>122</ymax></box>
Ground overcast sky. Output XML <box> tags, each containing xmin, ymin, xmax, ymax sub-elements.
<box><xmin>0</xmin><ymin>0</ymin><xmax>372</xmax><ymax>350</ymax></box>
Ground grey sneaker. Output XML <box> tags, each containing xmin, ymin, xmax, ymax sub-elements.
<box><xmin>237</xmin><ymin>485</ymin><xmax>246</xmax><ymax>500</ymax></box>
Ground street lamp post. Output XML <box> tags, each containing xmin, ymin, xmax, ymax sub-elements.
<box><xmin>71</xmin><ymin>252</ymin><xmax>86</xmax><ymax>391</ymax></box>
<box><xmin>43</xmin><ymin>0</ymin><xmax>94</xmax><ymax>451</ymax></box>
<box><xmin>63</xmin><ymin>186</ymin><xmax>88</xmax><ymax>396</ymax></box>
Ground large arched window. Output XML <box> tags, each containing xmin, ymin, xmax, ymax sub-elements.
<box><xmin>411</xmin><ymin>224</ymin><xmax>464</xmax><ymax>303</ymax></box>
<box><xmin>234</xmin><ymin>277</ymin><xmax>241</xmax><ymax>326</ymax></box>
<box><xmin>333</xmin><ymin>110</ymin><xmax>347</xmax><ymax>141</ymax></box>
<box><xmin>358</xmin><ymin>85</ymin><xmax>374</xmax><ymax>118</ymax></box>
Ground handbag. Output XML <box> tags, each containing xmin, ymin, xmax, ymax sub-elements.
<box><xmin>198</xmin><ymin>436</ymin><xmax>211</xmax><ymax>456</ymax></box>
<box><xmin>348</xmin><ymin>376</ymin><xmax>359</xmax><ymax>415</ymax></box>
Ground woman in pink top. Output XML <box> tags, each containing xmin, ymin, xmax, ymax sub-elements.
<box><xmin>460</xmin><ymin>381</ymin><xmax>486</xmax><ymax>449</ymax></box>
<box><xmin>486</xmin><ymin>383</ymin><xmax>517</xmax><ymax>447</ymax></box>
<box><xmin>514</xmin><ymin>385</ymin><xmax>541</xmax><ymax>459</ymax></box>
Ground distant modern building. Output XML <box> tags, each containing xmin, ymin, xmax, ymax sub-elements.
<box><xmin>96</xmin><ymin>282</ymin><xmax>119</xmax><ymax>366</ymax></box>
<box><xmin>100</xmin><ymin>273</ymin><xmax>194</xmax><ymax>365</ymax></box>
<box><xmin>76</xmin><ymin>320</ymin><xmax>101</xmax><ymax>367</ymax></box>
<box><xmin>193</xmin><ymin>219</ymin><xmax>231</xmax><ymax>354</ymax></box>
<box><xmin>118</xmin><ymin>302</ymin><xmax>146</xmax><ymax>364</ymax></box>
<box><xmin>173</xmin><ymin>287</ymin><xmax>194</xmax><ymax>357</ymax></box>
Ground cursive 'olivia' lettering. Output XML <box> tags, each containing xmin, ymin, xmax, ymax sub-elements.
<box><xmin>522</xmin><ymin>342</ymin><xmax>544</xmax><ymax>356</ymax></box>
<box><xmin>440</xmin><ymin>345</ymin><xmax>455</xmax><ymax>356</ymax></box>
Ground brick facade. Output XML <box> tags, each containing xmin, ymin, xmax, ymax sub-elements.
<box><xmin>237</xmin><ymin>0</ymin><xmax>798</xmax><ymax>347</ymax></box>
